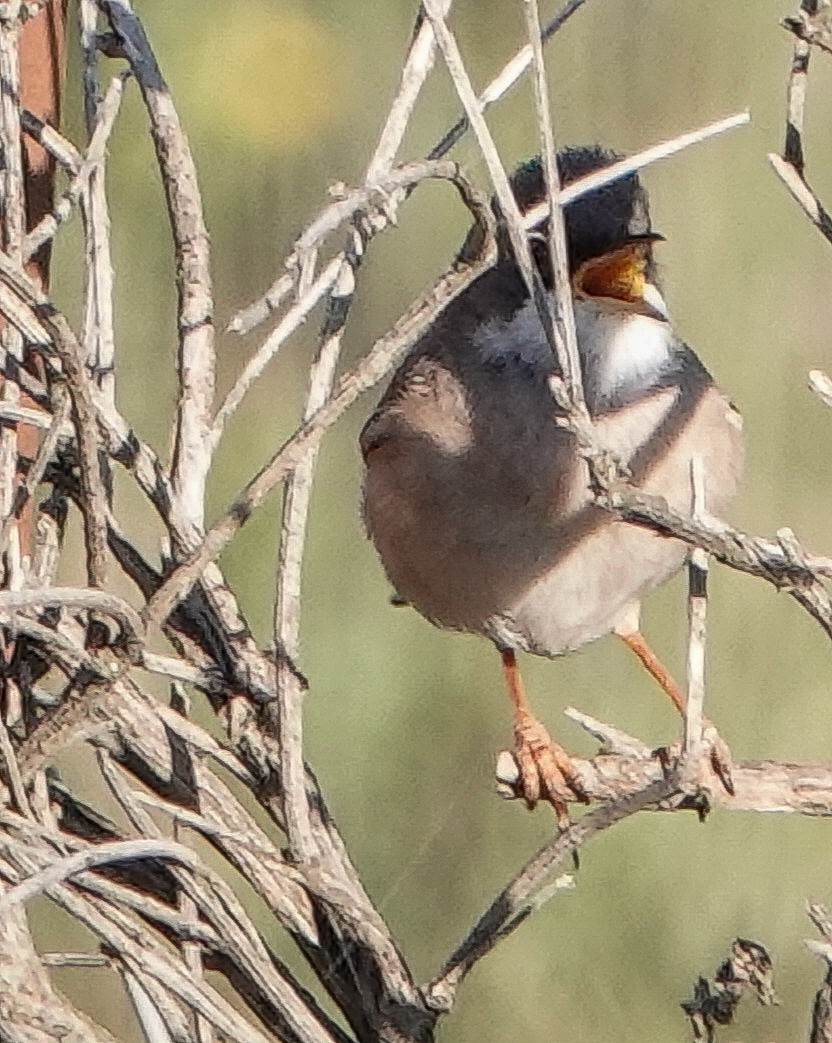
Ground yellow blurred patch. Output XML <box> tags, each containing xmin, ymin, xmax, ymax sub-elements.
<box><xmin>185</xmin><ymin>5</ymin><xmax>352</xmax><ymax>151</ymax></box>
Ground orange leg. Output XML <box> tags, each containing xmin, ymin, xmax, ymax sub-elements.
<box><xmin>617</xmin><ymin>630</ymin><xmax>734</xmax><ymax>794</ymax></box>
<box><xmin>500</xmin><ymin>648</ymin><xmax>587</xmax><ymax>820</ymax></box>
<box><xmin>617</xmin><ymin>630</ymin><xmax>686</xmax><ymax>715</ymax></box>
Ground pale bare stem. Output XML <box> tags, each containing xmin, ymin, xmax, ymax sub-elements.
<box><xmin>0</xmin><ymin>586</ymin><xmax>143</xmax><ymax>642</ymax></box>
<box><xmin>274</xmin><ymin>5</ymin><xmax>449</xmax><ymax>861</ymax></box>
<box><xmin>100</xmin><ymin>744</ymin><xmax>215</xmax><ymax>1043</ymax></box>
<box><xmin>684</xmin><ymin>456</ymin><xmax>708</xmax><ymax>767</ymax></box>
<box><xmin>429</xmin><ymin>0</ymin><xmax>589</xmax><ymax>160</ymax></box>
<box><xmin>424</xmin><ymin>778</ymin><xmax>677</xmax><ymax>1012</ymax></box>
<box><xmin>19</xmin><ymin>106</ymin><xmax>81</xmax><ymax>171</ymax></box>
<box><xmin>227</xmin><ymin>2</ymin><xmax>452</xmax><ymax>338</ymax></box>
<box><xmin>50</xmin><ymin>886</ymin><xmax>281</xmax><ymax>1043</ymax></box>
<box><xmin>767</xmin><ymin>22</ymin><xmax>832</xmax><ymax>245</ymax></box>
<box><xmin>98</xmin><ymin>0</ymin><xmax>214</xmax><ymax>528</ymax></box>
<box><xmin>522</xmin><ymin>0</ymin><xmax>584</xmax><ymax>404</ymax></box>
<box><xmin>211</xmin><ymin>256</ymin><xmax>341</xmax><ymax>449</ymax></box>
<box><xmin>121</xmin><ymin>974</ymin><xmax>176</xmax><ymax>1043</ymax></box>
<box><xmin>213</xmin><ymin>160</ymin><xmax>475</xmax><ymax>454</ymax></box>
<box><xmin>0</xmin><ymin>838</ymin><xmax>201</xmax><ymax>910</ymax></box>
<box><xmin>368</xmin><ymin>0</ymin><xmax>451</xmax><ymax>177</ymax></box>
<box><xmin>42</xmin><ymin>952</ymin><xmax>111</xmax><ymax>967</ymax></box>
<box><xmin>0</xmin><ymin>254</ymin><xmax>109</xmax><ymax>586</ymax></box>
<box><xmin>77</xmin><ymin>10</ymin><xmax>119</xmax><ymax>408</ymax></box>
<box><xmin>603</xmin><ymin>486</ymin><xmax>832</xmax><ymax>643</ymax></box>
<box><xmin>807</xmin><ymin>902</ymin><xmax>832</xmax><ymax>1043</ymax></box>
<box><xmin>79</xmin><ymin>0</ymin><xmax>100</xmax><ymax>131</ymax></box>
<box><xmin>524</xmin><ymin>112</ymin><xmax>750</xmax><ymax>230</ymax></box>
<box><xmin>48</xmin><ymin>320</ymin><xmax>110</xmax><ymax>587</ymax></box>
<box><xmin>562</xmin><ymin>706</ymin><xmax>651</xmax><ymax>757</ymax></box>
<box><xmin>422</xmin><ymin>0</ymin><xmax>539</xmax><ymax>302</ymax></box>
<box><xmin>178</xmin><ymin>830</ymin><xmax>214</xmax><ymax>1043</ymax></box>
<box><xmin>24</xmin><ymin>76</ymin><xmax>126</xmax><ymax>259</ymax></box>
<box><xmin>214</xmin><ymin>162</ymin><xmax>474</xmax><ymax>445</ymax></box>
<box><xmin>785</xmin><ymin>33</ymin><xmax>810</xmax><ymax>170</ymax></box>
<box><xmin>423</xmin><ymin>0</ymin><xmax>590</xmax><ymax>445</ymax></box>
<box><xmin>768</xmin><ymin>153</ymin><xmax>832</xmax><ymax>243</ymax></box>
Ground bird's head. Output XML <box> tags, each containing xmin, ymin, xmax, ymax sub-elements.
<box><xmin>504</xmin><ymin>146</ymin><xmax>666</xmax><ymax>319</ymax></box>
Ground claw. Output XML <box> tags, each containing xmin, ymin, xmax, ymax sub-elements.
<box><xmin>653</xmin><ymin>717</ymin><xmax>735</xmax><ymax>798</ymax></box>
<box><xmin>514</xmin><ymin>711</ymin><xmax>588</xmax><ymax>823</ymax></box>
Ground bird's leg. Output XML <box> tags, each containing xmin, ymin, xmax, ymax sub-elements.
<box><xmin>617</xmin><ymin>629</ymin><xmax>686</xmax><ymax>713</ymax></box>
<box><xmin>500</xmin><ymin>648</ymin><xmax>588</xmax><ymax>821</ymax></box>
<box><xmin>616</xmin><ymin>629</ymin><xmax>733</xmax><ymax>794</ymax></box>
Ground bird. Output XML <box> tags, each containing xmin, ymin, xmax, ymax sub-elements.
<box><xmin>359</xmin><ymin>145</ymin><xmax>743</xmax><ymax>818</ymax></box>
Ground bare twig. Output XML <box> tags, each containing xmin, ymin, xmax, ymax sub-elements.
<box><xmin>0</xmin><ymin>586</ymin><xmax>142</xmax><ymax>645</ymax></box>
<box><xmin>684</xmin><ymin>456</ymin><xmax>708</xmax><ymax>767</ymax></box>
<box><xmin>98</xmin><ymin>0</ymin><xmax>214</xmax><ymax>527</ymax></box>
<box><xmin>524</xmin><ymin>112</ymin><xmax>750</xmax><ymax>231</ymax></box>
<box><xmin>425</xmin><ymin>777</ymin><xmax>677</xmax><ymax>1011</ymax></box>
<box><xmin>77</xmin><ymin>16</ymin><xmax>120</xmax><ymax>410</ymax></box>
<box><xmin>681</xmin><ymin>939</ymin><xmax>777</xmax><ymax>1042</ymax></box>
<box><xmin>227</xmin><ymin>0</ymin><xmax>583</xmax><ymax>339</ymax></box>
<box><xmin>274</xmin><ymin>3</ymin><xmax>451</xmax><ymax>863</ymax></box>
<box><xmin>808</xmin><ymin>902</ymin><xmax>832</xmax><ymax>1043</ymax></box>
<box><xmin>22</xmin><ymin>72</ymin><xmax>128</xmax><ymax>263</ymax></box>
<box><xmin>769</xmin><ymin>6</ymin><xmax>832</xmax><ymax>243</ymax></box>
<box><xmin>212</xmin><ymin>159</ymin><xmax>479</xmax><ymax>449</ymax></box>
<box><xmin>521</xmin><ymin>0</ymin><xmax>583</xmax><ymax>402</ymax></box>
<box><xmin>428</xmin><ymin>0</ymin><xmax>589</xmax><ymax>160</ymax></box>
<box><xmin>0</xmin><ymin>837</ymin><xmax>201</xmax><ymax>910</ymax></box>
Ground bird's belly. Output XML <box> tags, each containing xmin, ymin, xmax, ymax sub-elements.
<box><xmin>502</xmin><ymin>518</ymin><xmax>688</xmax><ymax>655</ymax></box>
<box><xmin>363</xmin><ymin>375</ymin><xmax>742</xmax><ymax>655</ymax></box>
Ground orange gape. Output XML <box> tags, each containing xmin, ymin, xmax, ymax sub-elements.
<box><xmin>12</xmin><ymin>2</ymin><xmax>68</xmax><ymax>561</ymax></box>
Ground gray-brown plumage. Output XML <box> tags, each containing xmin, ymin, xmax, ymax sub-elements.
<box><xmin>360</xmin><ymin>147</ymin><xmax>743</xmax><ymax>812</ymax></box>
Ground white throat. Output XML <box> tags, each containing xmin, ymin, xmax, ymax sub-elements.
<box><xmin>472</xmin><ymin>290</ymin><xmax>675</xmax><ymax>408</ymax></box>
<box><xmin>574</xmin><ymin>295</ymin><xmax>674</xmax><ymax>407</ymax></box>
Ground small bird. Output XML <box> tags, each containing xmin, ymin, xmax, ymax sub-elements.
<box><xmin>360</xmin><ymin>146</ymin><xmax>743</xmax><ymax>816</ymax></box>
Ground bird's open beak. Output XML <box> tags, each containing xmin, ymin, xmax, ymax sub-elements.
<box><xmin>572</xmin><ymin>232</ymin><xmax>665</xmax><ymax>315</ymax></box>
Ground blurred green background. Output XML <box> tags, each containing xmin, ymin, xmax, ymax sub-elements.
<box><xmin>36</xmin><ymin>0</ymin><xmax>832</xmax><ymax>1039</ymax></box>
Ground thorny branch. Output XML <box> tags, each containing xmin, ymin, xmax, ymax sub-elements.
<box><xmin>0</xmin><ymin>2</ymin><xmax>828</xmax><ymax>1043</ymax></box>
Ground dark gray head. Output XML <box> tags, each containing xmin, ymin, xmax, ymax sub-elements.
<box><xmin>504</xmin><ymin>146</ymin><xmax>656</xmax><ymax>278</ymax></box>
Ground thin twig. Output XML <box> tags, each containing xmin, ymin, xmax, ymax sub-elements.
<box><xmin>0</xmin><ymin>586</ymin><xmax>143</xmax><ymax>645</ymax></box>
<box><xmin>684</xmin><ymin>456</ymin><xmax>708</xmax><ymax>765</ymax></box>
<box><xmin>274</xmin><ymin>4</ymin><xmax>450</xmax><ymax>863</ymax></box>
<box><xmin>522</xmin><ymin>0</ymin><xmax>583</xmax><ymax>402</ymax></box>
<box><xmin>424</xmin><ymin>777</ymin><xmax>677</xmax><ymax>1011</ymax></box>
<box><xmin>228</xmin><ymin>0</ymin><xmax>581</xmax><ymax>339</ymax></box>
<box><xmin>429</xmin><ymin>0</ymin><xmax>589</xmax><ymax>160</ymax></box>
<box><xmin>524</xmin><ymin>112</ymin><xmax>750</xmax><ymax>230</ymax></box>
<box><xmin>212</xmin><ymin>159</ymin><xmax>477</xmax><ymax>449</ymax></box>
<box><xmin>98</xmin><ymin>0</ymin><xmax>214</xmax><ymax>528</ymax></box>
<box><xmin>0</xmin><ymin>837</ymin><xmax>201</xmax><ymax>910</ymax></box>
<box><xmin>768</xmin><ymin>152</ymin><xmax>832</xmax><ymax>243</ymax></box>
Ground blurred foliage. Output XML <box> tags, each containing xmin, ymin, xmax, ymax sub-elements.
<box><xmin>33</xmin><ymin>0</ymin><xmax>832</xmax><ymax>1040</ymax></box>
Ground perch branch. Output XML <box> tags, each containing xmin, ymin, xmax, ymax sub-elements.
<box><xmin>425</xmin><ymin>777</ymin><xmax>677</xmax><ymax>1011</ymax></box>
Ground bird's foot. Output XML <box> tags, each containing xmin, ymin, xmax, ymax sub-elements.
<box><xmin>513</xmin><ymin>712</ymin><xmax>589</xmax><ymax>824</ymax></box>
<box><xmin>654</xmin><ymin>717</ymin><xmax>734</xmax><ymax>798</ymax></box>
